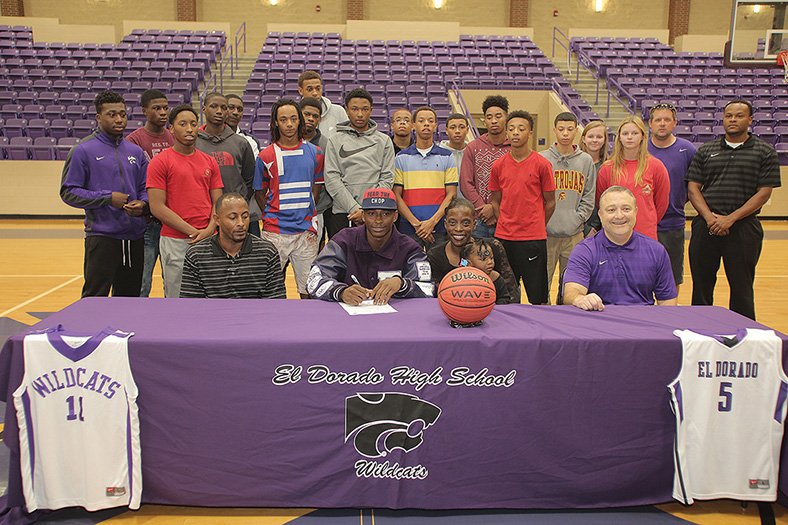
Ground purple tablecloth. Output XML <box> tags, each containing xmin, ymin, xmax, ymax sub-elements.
<box><xmin>0</xmin><ymin>298</ymin><xmax>785</xmax><ymax>512</ymax></box>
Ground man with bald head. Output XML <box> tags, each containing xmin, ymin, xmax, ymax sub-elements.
<box><xmin>563</xmin><ymin>186</ymin><xmax>677</xmax><ymax>310</ymax></box>
<box><xmin>180</xmin><ymin>192</ymin><xmax>286</xmax><ymax>299</ymax></box>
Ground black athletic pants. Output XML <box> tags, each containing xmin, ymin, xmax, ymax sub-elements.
<box><xmin>82</xmin><ymin>236</ymin><xmax>144</xmax><ymax>298</ymax></box>
<box><xmin>325</xmin><ymin>210</ymin><xmax>350</xmax><ymax>240</ymax></box>
<box><xmin>688</xmin><ymin>215</ymin><xmax>763</xmax><ymax>320</ymax></box>
<box><xmin>498</xmin><ymin>238</ymin><xmax>548</xmax><ymax>305</ymax></box>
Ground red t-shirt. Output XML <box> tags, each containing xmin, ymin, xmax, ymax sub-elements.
<box><xmin>488</xmin><ymin>151</ymin><xmax>556</xmax><ymax>241</ymax></box>
<box><xmin>595</xmin><ymin>156</ymin><xmax>670</xmax><ymax>240</ymax></box>
<box><xmin>146</xmin><ymin>148</ymin><xmax>224</xmax><ymax>239</ymax></box>
<box><xmin>126</xmin><ymin>127</ymin><xmax>175</xmax><ymax>160</ymax></box>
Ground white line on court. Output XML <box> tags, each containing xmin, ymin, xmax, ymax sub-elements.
<box><xmin>0</xmin><ymin>275</ymin><xmax>81</xmax><ymax>318</ymax></box>
<box><xmin>0</xmin><ymin>275</ymin><xmax>81</xmax><ymax>278</ymax></box>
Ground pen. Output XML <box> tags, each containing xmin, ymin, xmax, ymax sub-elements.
<box><xmin>351</xmin><ymin>275</ymin><xmax>361</xmax><ymax>286</ymax></box>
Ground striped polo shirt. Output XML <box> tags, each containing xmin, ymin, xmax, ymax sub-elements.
<box><xmin>179</xmin><ymin>234</ymin><xmax>287</xmax><ymax>299</ymax></box>
<box><xmin>394</xmin><ymin>143</ymin><xmax>458</xmax><ymax>235</ymax></box>
<box><xmin>254</xmin><ymin>140</ymin><xmax>324</xmax><ymax>235</ymax></box>
<box><xmin>685</xmin><ymin>134</ymin><xmax>781</xmax><ymax>216</ymax></box>
<box><xmin>563</xmin><ymin>230</ymin><xmax>677</xmax><ymax>305</ymax></box>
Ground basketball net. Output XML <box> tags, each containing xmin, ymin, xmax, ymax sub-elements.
<box><xmin>778</xmin><ymin>50</ymin><xmax>788</xmax><ymax>83</ymax></box>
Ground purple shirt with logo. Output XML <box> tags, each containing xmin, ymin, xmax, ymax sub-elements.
<box><xmin>564</xmin><ymin>231</ymin><xmax>677</xmax><ymax>305</ymax></box>
<box><xmin>648</xmin><ymin>137</ymin><xmax>697</xmax><ymax>231</ymax></box>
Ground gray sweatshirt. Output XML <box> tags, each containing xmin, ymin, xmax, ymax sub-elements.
<box><xmin>196</xmin><ymin>125</ymin><xmax>258</xmax><ymax>220</ymax></box>
<box><xmin>196</xmin><ymin>126</ymin><xmax>256</xmax><ymax>200</ymax></box>
<box><xmin>318</xmin><ymin>96</ymin><xmax>348</xmax><ymax>137</ymax></box>
<box><xmin>323</xmin><ymin>119</ymin><xmax>395</xmax><ymax>214</ymax></box>
<box><xmin>540</xmin><ymin>145</ymin><xmax>597</xmax><ymax>237</ymax></box>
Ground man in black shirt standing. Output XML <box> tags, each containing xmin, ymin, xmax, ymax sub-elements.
<box><xmin>686</xmin><ymin>100</ymin><xmax>781</xmax><ymax>320</ymax></box>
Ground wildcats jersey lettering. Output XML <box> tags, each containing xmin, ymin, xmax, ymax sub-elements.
<box><xmin>13</xmin><ymin>326</ymin><xmax>141</xmax><ymax>512</ymax></box>
<box><xmin>669</xmin><ymin>328</ymin><xmax>788</xmax><ymax>504</ymax></box>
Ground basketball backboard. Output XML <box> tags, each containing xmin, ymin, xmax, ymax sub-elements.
<box><xmin>725</xmin><ymin>0</ymin><xmax>788</xmax><ymax>67</ymax></box>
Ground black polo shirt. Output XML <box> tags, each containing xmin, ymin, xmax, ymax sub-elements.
<box><xmin>685</xmin><ymin>133</ymin><xmax>781</xmax><ymax>216</ymax></box>
<box><xmin>180</xmin><ymin>234</ymin><xmax>287</xmax><ymax>299</ymax></box>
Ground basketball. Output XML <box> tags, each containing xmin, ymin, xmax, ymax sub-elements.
<box><xmin>437</xmin><ymin>267</ymin><xmax>496</xmax><ymax>324</ymax></box>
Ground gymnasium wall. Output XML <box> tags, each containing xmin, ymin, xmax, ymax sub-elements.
<box><xmin>198</xmin><ymin>0</ymin><xmax>345</xmax><ymax>55</ymax></box>
<box><xmin>365</xmin><ymin>0</ymin><xmax>509</xmax><ymax>27</ymax></box>
<box><xmin>24</xmin><ymin>0</ymin><xmax>175</xmax><ymax>38</ymax></box>
<box><xmin>673</xmin><ymin>34</ymin><xmax>729</xmax><ymax>53</ymax></box>
<box><xmin>11</xmin><ymin>162</ymin><xmax>787</xmax><ymax>218</ymax></box>
<box><xmin>687</xmin><ymin>0</ymin><xmax>732</xmax><ymax>35</ymax></box>
<box><xmin>17</xmin><ymin>0</ymin><xmax>739</xmax><ymax>54</ymax></box>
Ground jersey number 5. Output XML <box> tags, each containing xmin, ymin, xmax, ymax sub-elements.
<box><xmin>66</xmin><ymin>395</ymin><xmax>85</xmax><ymax>421</ymax></box>
<box><xmin>718</xmin><ymin>381</ymin><xmax>733</xmax><ymax>412</ymax></box>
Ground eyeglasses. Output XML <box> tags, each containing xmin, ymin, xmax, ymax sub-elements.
<box><xmin>649</xmin><ymin>103</ymin><xmax>676</xmax><ymax>116</ymax></box>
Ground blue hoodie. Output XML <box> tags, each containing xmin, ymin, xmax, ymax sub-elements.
<box><xmin>60</xmin><ymin>130</ymin><xmax>149</xmax><ymax>240</ymax></box>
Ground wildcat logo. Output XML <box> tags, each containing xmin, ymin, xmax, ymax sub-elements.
<box><xmin>127</xmin><ymin>156</ymin><xmax>137</xmax><ymax>165</ymax></box>
<box><xmin>345</xmin><ymin>392</ymin><xmax>441</xmax><ymax>458</ymax></box>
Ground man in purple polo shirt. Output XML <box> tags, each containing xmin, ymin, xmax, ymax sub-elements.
<box><xmin>307</xmin><ymin>188</ymin><xmax>432</xmax><ymax>305</ymax></box>
<box><xmin>563</xmin><ymin>186</ymin><xmax>677</xmax><ymax>310</ymax></box>
<box><xmin>648</xmin><ymin>103</ymin><xmax>697</xmax><ymax>292</ymax></box>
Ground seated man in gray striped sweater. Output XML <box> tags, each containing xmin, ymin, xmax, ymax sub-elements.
<box><xmin>180</xmin><ymin>192</ymin><xmax>287</xmax><ymax>299</ymax></box>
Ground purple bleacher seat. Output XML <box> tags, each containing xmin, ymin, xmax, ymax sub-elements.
<box><xmin>55</xmin><ymin>136</ymin><xmax>78</xmax><ymax>159</ymax></box>
<box><xmin>141</xmin><ymin>70</ymin><xmax>161</xmax><ymax>83</ymax></box>
<box><xmin>773</xmin><ymin>99</ymin><xmax>788</xmax><ymax>110</ymax></box>
<box><xmin>776</xmin><ymin>143</ymin><xmax>788</xmax><ymax>165</ymax></box>
<box><xmin>49</xmin><ymin>118</ymin><xmax>72</xmax><ymax>139</ymax></box>
<box><xmin>73</xmin><ymin>119</ymin><xmax>94</xmax><ymax>138</ymax></box>
<box><xmin>8</xmin><ymin>136</ymin><xmax>31</xmax><ymax>159</ymax></box>
<box><xmin>0</xmin><ymin>91</ymin><xmax>15</xmax><ymax>106</ymax></box>
<box><xmin>757</xmin><ymin>112</ymin><xmax>777</xmax><ymax>127</ymax></box>
<box><xmin>44</xmin><ymin>102</ymin><xmax>66</xmax><ymax>117</ymax></box>
<box><xmin>178</xmin><ymin>70</ymin><xmax>200</xmax><ymax>90</ymax></box>
<box><xmin>20</xmin><ymin>104</ymin><xmax>43</xmax><ymax>120</ymax></box>
<box><xmin>693</xmin><ymin>109</ymin><xmax>716</xmax><ymax>122</ymax></box>
<box><xmin>753</xmin><ymin>125</ymin><xmax>777</xmax><ymax>144</ymax></box>
<box><xmin>27</xmin><ymin>118</ymin><xmax>50</xmax><ymax>139</ymax></box>
<box><xmin>171</xmin><ymin>81</ymin><xmax>191</xmax><ymax>99</ymax></box>
<box><xmin>0</xmin><ymin>103</ymin><xmax>20</xmax><ymax>119</ymax></box>
<box><xmin>32</xmin><ymin>136</ymin><xmax>56</xmax><ymax>160</ymax></box>
<box><xmin>65</xmin><ymin>105</ymin><xmax>88</xmax><ymax>121</ymax></box>
<box><xmin>52</xmin><ymin>79</ymin><xmax>72</xmax><ymax>92</ymax></box>
<box><xmin>11</xmin><ymin>78</ymin><xmax>31</xmax><ymax>91</ymax></box>
<box><xmin>131</xmin><ymin>81</ymin><xmax>152</xmax><ymax>94</ymax></box>
<box><xmin>692</xmin><ymin>125</ymin><xmax>714</xmax><ymax>142</ymax></box>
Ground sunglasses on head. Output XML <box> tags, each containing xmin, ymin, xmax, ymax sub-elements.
<box><xmin>650</xmin><ymin>103</ymin><xmax>676</xmax><ymax>116</ymax></box>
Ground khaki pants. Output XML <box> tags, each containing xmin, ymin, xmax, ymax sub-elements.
<box><xmin>263</xmin><ymin>230</ymin><xmax>318</xmax><ymax>294</ymax></box>
<box><xmin>546</xmin><ymin>232</ymin><xmax>584</xmax><ymax>303</ymax></box>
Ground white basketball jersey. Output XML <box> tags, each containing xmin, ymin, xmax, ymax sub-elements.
<box><xmin>669</xmin><ymin>328</ymin><xmax>788</xmax><ymax>504</ymax></box>
<box><xmin>13</xmin><ymin>326</ymin><xmax>141</xmax><ymax>512</ymax></box>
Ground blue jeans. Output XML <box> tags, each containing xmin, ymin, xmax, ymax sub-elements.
<box><xmin>140</xmin><ymin>220</ymin><xmax>161</xmax><ymax>297</ymax></box>
<box><xmin>473</xmin><ymin>221</ymin><xmax>496</xmax><ymax>239</ymax></box>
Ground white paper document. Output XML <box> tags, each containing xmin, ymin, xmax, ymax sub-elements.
<box><xmin>339</xmin><ymin>299</ymin><xmax>398</xmax><ymax>315</ymax></box>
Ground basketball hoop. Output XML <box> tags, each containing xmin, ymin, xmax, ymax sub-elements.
<box><xmin>778</xmin><ymin>50</ymin><xmax>788</xmax><ymax>83</ymax></box>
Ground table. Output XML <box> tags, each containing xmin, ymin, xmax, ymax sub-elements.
<box><xmin>1</xmin><ymin>298</ymin><xmax>785</xmax><ymax>513</ymax></box>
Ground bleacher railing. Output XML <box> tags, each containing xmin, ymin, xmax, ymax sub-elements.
<box><xmin>234</xmin><ymin>22</ymin><xmax>246</xmax><ymax>69</ymax></box>
<box><xmin>551</xmin><ymin>27</ymin><xmax>572</xmax><ymax>72</ymax></box>
<box><xmin>199</xmin><ymin>43</ymin><xmax>237</xmax><ymax>122</ymax></box>
<box><xmin>450</xmin><ymin>80</ymin><xmax>479</xmax><ymax>140</ymax></box>
<box><xmin>571</xmin><ymin>46</ymin><xmax>634</xmax><ymax>119</ymax></box>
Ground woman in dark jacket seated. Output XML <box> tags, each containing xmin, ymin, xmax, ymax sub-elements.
<box><xmin>427</xmin><ymin>197</ymin><xmax>520</xmax><ymax>304</ymax></box>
